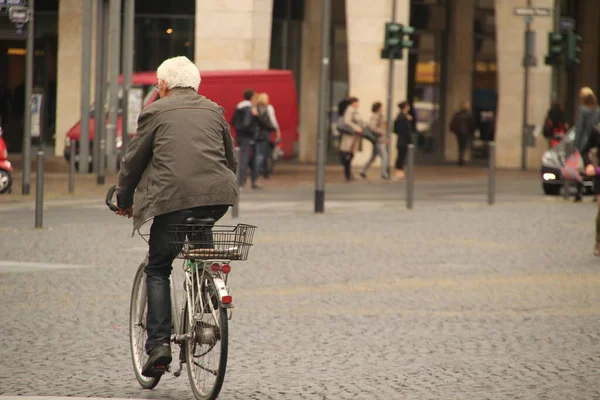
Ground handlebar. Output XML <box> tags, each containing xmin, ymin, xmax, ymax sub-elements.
<box><xmin>105</xmin><ymin>185</ymin><xmax>118</xmax><ymax>212</ymax></box>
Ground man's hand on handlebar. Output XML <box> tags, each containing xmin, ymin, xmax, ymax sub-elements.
<box><xmin>115</xmin><ymin>205</ymin><xmax>133</xmax><ymax>218</ymax></box>
<box><xmin>106</xmin><ymin>185</ymin><xmax>133</xmax><ymax>218</ymax></box>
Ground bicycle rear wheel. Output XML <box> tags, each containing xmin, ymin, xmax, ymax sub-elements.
<box><xmin>129</xmin><ymin>259</ymin><xmax>161</xmax><ymax>389</ymax></box>
<box><xmin>185</xmin><ymin>272</ymin><xmax>228</xmax><ymax>400</ymax></box>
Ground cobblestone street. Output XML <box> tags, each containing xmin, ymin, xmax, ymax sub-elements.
<box><xmin>0</xmin><ymin>177</ymin><xmax>599</xmax><ymax>399</ymax></box>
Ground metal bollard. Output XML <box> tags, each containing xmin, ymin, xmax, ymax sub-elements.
<box><xmin>69</xmin><ymin>144</ymin><xmax>75</xmax><ymax>193</ymax></box>
<box><xmin>232</xmin><ymin>147</ymin><xmax>241</xmax><ymax>218</ymax></box>
<box><xmin>35</xmin><ymin>151</ymin><xmax>44</xmax><ymax>229</ymax></box>
<box><xmin>488</xmin><ymin>141</ymin><xmax>496</xmax><ymax>205</ymax></box>
<box><xmin>406</xmin><ymin>144</ymin><xmax>415</xmax><ymax>210</ymax></box>
<box><xmin>562</xmin><ymin>181</ymin><xmax>570</xmax><ymax>200</ymax></box>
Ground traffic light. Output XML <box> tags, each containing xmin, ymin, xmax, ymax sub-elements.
<box><xmin>544</xmin><ymin>32</ymin><xmax>564</xmax><ymax>66</ymax></box>
<box><xmin>381</xmin><ymin>22</ymin><xmax>402</xmax><ymax>59</ymax></box>
<box><xmin>381</xmin><ymin>23</ymin><xmax>415</xmax><ymax>60</ymax></box>
<box><xmin>401</xmin><ymin>25</ymin><xmax>415</xmax><ymax>49</ymax></box>
<box><xmin>565</xmin><ymin>31</ymin><xmax>582</xmax><ymax>67</ymax></box>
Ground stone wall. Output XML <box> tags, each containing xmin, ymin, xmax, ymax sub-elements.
<box><xmin>494</xmin><ymin>0</ymin><xmax>553</xmax><ymax>169</ymax></box>
<box><xmin>54</xmin><ymin>0</ymin><xmax>96</xmax><ymax>156</ymax></box>
<box><xmin>194</xmin><ymin>0</ymin><xmax>273</xmax><ymax>70</ymax></box>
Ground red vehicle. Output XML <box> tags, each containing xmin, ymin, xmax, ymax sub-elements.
<box><xmin>64</xmin><ymin>70</ymin><xmax>299</xmax><ymax>169</ymax></box>
<box><xmin>0</xmin><ymin>125</ymin><xmax>13</xmax><ymax>194</ymax></box>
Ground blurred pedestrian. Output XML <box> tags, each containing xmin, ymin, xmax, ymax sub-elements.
<box><xmin>338</xmin><ymin>93</ymin><xmax>351</xmax><ymax>119</ymax></box>
<box><xmin>256</xmin><ymin>93</ymin><xmax>281</xmax><ymax>179</ymax></box>
<box><xmin>581</xmin><ymin>123</ymin><xmax>600</xmax><ymax>255</ymax></box>
<box><xmin>449</xmin><ymin>101</ymin><xmax>474</xmax><ymax>166</ymax></box>
<box><xmin>231</xmin><ymin>89</ymin><xmax>261</xmax><ymax>189</ymax></box>
<box><xmin>252</xmin><ymin>93</ymin><xmax>277</xmax><ymax>184</ymax></box>
<box><xmin>359</xmin><ymin>101</ymin><xmax>389</xmax><ymax>180</ymax></box>
<box><xmin>393</xmin><ymin>101</ymin><xmax>412</xmax><ymax>180</ymax></box>
<box><xmin>339</xmin><ymin>97</ymin><xmax>363</xmax><ymax>181</ymax></box>
<box><xmin>543</xmin><ymin>100</ymin><xmax>568</xmax><ymax>148</ymax></box>
<box><xmin>573</xmin><ymin>88</ymin><xmax>600</xmax><ymax>201</ymax></box>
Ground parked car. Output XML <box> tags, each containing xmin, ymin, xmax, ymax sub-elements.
<box><xmin>540</xmin><ymin>128</ymin><xmax>593</xmax><ymax>195</ymax></box>
<box><xmin>64</xmin><ymin>70</ymin><xmax>299</xmax><ymax>170</ymax></box>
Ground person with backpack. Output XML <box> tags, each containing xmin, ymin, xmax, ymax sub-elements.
<box><xmin>449</xmin><ymin>101</ymin><xmax>474</xmax><ymax>166</ymax></box>
<box><xmin>231</xmin><ymin>89</ymin><xmax>262</xmax><ymax>189</ymax></box>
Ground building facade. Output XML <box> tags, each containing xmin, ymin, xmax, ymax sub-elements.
<box><xmin>0</xmin><ymin>0</ymin><xmax>599</xmax><ymax>169</ymax></box>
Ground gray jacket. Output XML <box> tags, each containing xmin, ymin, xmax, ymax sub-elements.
<box><xmin>117</xmin><ymin>88</ymin><xmax>238</xmax><ymax>232</ymax></box>
<box><xmin>574</xmin><ymin>105</ymin><xmax>600</xmax><ymax>150</ymax></box>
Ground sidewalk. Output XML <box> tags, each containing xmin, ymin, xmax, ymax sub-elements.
<box><xmin>1</xmin><ymin>155</ymin><xmax>538</xmax><ymax>205</ymax></box>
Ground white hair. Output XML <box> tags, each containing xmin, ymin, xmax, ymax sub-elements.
<box><xmin>156</xmin><ymin>56</ymin><xmax>201</xmax><ymax>92</ymax></box>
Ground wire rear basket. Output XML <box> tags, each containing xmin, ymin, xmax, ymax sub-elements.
<box><xmin>168</xmin><ymin>223</ymin><xmax>256</xmax><ymax>260</ymax></box>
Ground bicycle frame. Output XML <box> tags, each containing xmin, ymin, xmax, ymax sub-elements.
<box><xmin>135</xmin><ymin>256</ymin><xmax>232</xmax><ymax>348</ymax></box>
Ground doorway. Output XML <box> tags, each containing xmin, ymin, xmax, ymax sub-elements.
<box><xmin>407</xmin><ymin>0</ymin><xmax>449</xmax><ymax>162</ymax></box>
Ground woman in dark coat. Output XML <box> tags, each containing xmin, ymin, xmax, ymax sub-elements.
<box><xmin>393</xmin><ymin>101</ymin><xmax>412</xmax><ymax>180</ymax></box>
<box><xmin>574</xmin><ymin>89</ymin><xmax>600</xmax><ymax>201</ymax></box>
<box><xmin>449</xmin><ymin>101</ymin><xmax>474</xmax><ymax>166</ymax></box>
<box><xmin>581</xmin><ymin>123</ymin><xmax>600</xmax><ymax>256</ymax></box>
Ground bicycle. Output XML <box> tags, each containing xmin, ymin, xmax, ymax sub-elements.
<box><xmin>105</xmin><ymin>186</ymin><xmax>256</xmax><ymax>400</ymax></box>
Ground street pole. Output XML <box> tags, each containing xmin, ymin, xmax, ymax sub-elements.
<box><xmin>94</xmin><ymin>0</ymin><xmax>107</xmax><ymax>180</ymax></box>
<box><xmin>92</xmin><ymin>0</ymin><xmax>104</xmax><ymax>174</ymax></box>
<box><xmin>21</xmin><ymin>0</ymin><xmax>34</xmax><ymax>195</ymax></box>
<box><xmin>35</xmin><ymin>150</ymin><xmax>44</xmax><ymax>228</ymax></box>
<box><xmin>121</xmin><ymin>0</ymin><xmax>135</xmax><ymax>154</ymax></box>
<box><xmin>314</xmin><ymin>0</ymin><xmax>331</xmax><ymax>213</ymax></box>
<box><xmin>232</xmin><ymin>147</ymin><xmax>241</xmax><ymax>218</ymax></box>
<box><xmin>406</xmin><ymin>144</ymin><xmax>415</xmax><ymax>210</ymax></box>
<box><xmin>488</xmin><ymin>141</ymin><xmax>496</xmax><ymax>205</ymax></box>
<box><xmin>385</xmin><ymin>0</ymin><xmax>397</xmax><ymax>177</ymax></box>
<box><xmin>34</xmin><ymin>89</ymin><xmax>45</xmax><ymax>229</ymax></box>
<box><xmin>551</xmin><ymin>0</ymin><xmax>561</xmax><ymax>102</ymax></box>
<box><xmin>106</xmin><ymin>0</ymin><xmax>122</xmax><ymax>176</ymax></box>
<box><xmin>281</xmin><ymin>0</ymin><xmax>291</xmax><ymax>69</ymax></box>
<box><xmin>69</xmin><ymin>144</ymin><xmax>75</xmax><ymax>193</ymax></box>
<box><xmin>79</xmin><ymin>0</ymin><xmax>93</xmax><ymax>175</ymax></box>
<box><xmin>521</xmin><ymin>0</ymin><xmax>533</xmax><ymax>171</ymax></box>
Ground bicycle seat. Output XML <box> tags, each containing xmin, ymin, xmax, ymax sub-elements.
<box><xmin>184</xmin><ymin>217</ymin><xmax>216</xmax><ymax>226</ymax></box>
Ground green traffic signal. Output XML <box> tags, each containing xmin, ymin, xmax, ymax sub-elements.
<box><xmin>565</xmin><ymin>31</ymin><xmax>582</xmax><ymax>67</ymax></box>
<box><xmin>402</xmin><ymin>25</ymin><xmax>415</xmax><ymax>36</ymax></box>
<box><xmin>545</xmin><ymin>32</ymin><xmax>564</xmax><ymax>66</ymax></box>
<box><xmin>384</xmin><ymin>22</ymin><xmax>402</xmax><ymax>48</ymax></box>
<box><xmin>381</xmin><ymin>23</ymin><xmax>415</xmax><ymax>60</ymax></box>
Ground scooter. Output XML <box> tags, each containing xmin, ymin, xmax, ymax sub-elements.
<box><xmin>0</xmin><ymin>125</ymin><xmax>13</xmax><ymax>194</ymax></box>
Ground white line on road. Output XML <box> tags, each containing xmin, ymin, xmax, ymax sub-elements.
<box><xmin>0</xmin><ymin>397</ymin><xmax>154</xmax><ymax>400</ymax></box>
<box><xmin>0</xmin><ymin>261</ymin><xmax>89</xmax><ymax>273</ymax></box>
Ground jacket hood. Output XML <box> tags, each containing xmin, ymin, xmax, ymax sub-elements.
<box><xmin>236</xmin><ymin>100</ymin><xmax>252</xmax><ymax>109</ymax></box>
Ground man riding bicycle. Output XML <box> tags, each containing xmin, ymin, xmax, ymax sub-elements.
<box><xmin>113</xmin><ymin>56</ymin><xmax>238</xmax><ymax>377</ymax></box>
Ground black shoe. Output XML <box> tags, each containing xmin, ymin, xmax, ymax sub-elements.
<box><xmin>574</xmin><ymin>194</ymin><xmax>583</xmax><ymax>202</ymax></box>
<box><xmin>142</xmin><ymin>344</ymin><xmax>172</xmax><ymax>378</ymax></box>
<box><xmin>359</xmin><ymin>172</ymin><xmax>367</xmax><ymax>179</ymax></box>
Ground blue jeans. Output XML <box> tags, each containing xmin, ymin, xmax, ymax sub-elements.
<box><xmin>145</xmin><ymin>205</ymin><xmax>229</xmax><ymax>353</ymax></box>
<box><xmin>252</xmin><ymin>140</ymin><xmax>269</xmax><ymax>178</ymax></box>
<box><xmin>238</xmin><ymin>136</ymin><xmax>259</xmax><ymax>186</ymax></box>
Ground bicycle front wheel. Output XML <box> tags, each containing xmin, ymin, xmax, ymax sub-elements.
<box><xmin>129</xmin><ymin>258</ymin><xmax>161</xmax><ymax>389</ymax></box>
<box><xmin>185</xmin><ymin>272</ymin><xmax>228</xmax><ymax>400</ymax></box>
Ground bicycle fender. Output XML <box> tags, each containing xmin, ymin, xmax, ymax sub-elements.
<box><xmin>213</xmin><ymin>277</ymin><xmax>234</xmax><ymax>308</ymax></box>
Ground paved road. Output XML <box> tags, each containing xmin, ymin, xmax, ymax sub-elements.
<box><xmin>1</xmin><ymin>178</ymin><xmax>599</xmax><ymax>399</ymax></box>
